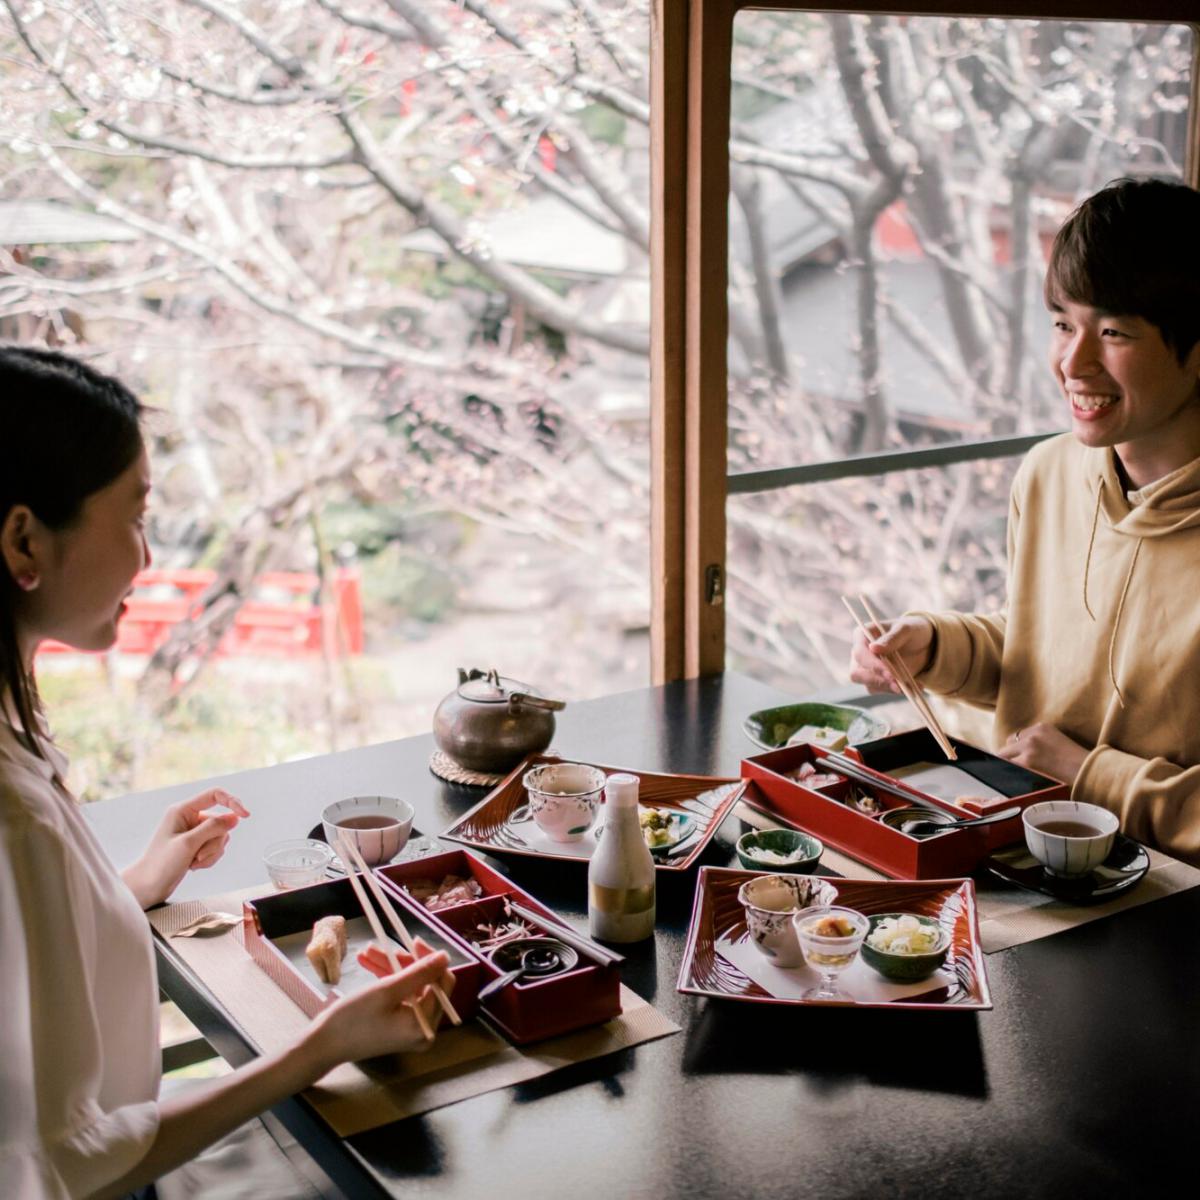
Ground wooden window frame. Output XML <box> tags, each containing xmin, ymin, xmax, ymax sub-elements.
<box><xmin>649</xmin><ymin>0</ymin><xmax>1200</xmax><ymax>683</ymax></box>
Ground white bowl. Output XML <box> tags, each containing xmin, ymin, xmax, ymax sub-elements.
<box><xmin>1022</xmin><ymin>801</ymin><xmax>1118</xmax><ymax>878</ymax></box>
<box><xmin>522</xmin><ymin>762</ymin><xmax>606</xmax><ymax>843</ymax></box>
<box><xmin>322</xmin><ymin>795</ymin><xmax>415</xmax><ymax>866</ymax></box>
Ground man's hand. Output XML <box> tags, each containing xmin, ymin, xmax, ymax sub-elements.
<box><xmin>848</xmin><ymin>615</ymin><xmax>935</xmax><ymax>694</ymax></box>
<box><xmin>997</xmin><ymin>723</ymin><xmax>1089</xmax><ymax>786</ymax></box>
<box><xmin>122</xmin><ymin>789</ymin><xmax>249</xmax><ymax>909</ymax></box>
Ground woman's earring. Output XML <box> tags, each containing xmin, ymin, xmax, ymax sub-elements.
<box><xmin>15</xmin><ymin>572</ymin><xmax>39</xmax><ymax>592</ymax></box>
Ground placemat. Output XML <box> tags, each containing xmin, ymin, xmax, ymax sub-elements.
<box><xmin>732</xmin><ymin>800</ymin><xmax>1200</xmax><ymax>954</ymax></box>
<box><xmin>149</xmin><ymin>887</ymin><xmax>678</xmax><ymax>1136</ymax></box>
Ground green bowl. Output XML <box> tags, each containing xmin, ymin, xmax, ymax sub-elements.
<box><xmin>736</xmin><ymin>828</ymin><xmax>824</xmax><ymax>874</ymax></box>
<box><xmin>860</xmin><ymin>912</ymin><xmax>950</xmax><ymax>983</ymax></box>
<box><xmin>743</xmin><ymin>702</ymin><xmax>889</xmax><ymax>752</ymax></box>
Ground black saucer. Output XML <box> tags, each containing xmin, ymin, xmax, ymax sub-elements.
<box><xmin>985</xmin><ymin>833</ymin><xmax>1150</xmax><ymax>904</ymax></box>
<box><xmin>305</xmin><ymin>821</ymin><xmax>429</xmax><ymax>875</ymax></box>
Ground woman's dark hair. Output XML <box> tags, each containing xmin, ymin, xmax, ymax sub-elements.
<box><xmin>1045</xmin><ymin>177</ymin><xmax>1200</xmax><ymax>363</ymax></box>
<box><xmin>0</xmin><ymin>346</ymin><xmax>145</xmax><ymax>759</ymax></box>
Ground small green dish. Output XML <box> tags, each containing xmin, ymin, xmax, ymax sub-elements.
<box><xmin>743</xmin><ymin>702</ymin><xmax>889</xmax><ymax>752</ymax></box>
<box><xmin>736</xmin><ymin>828</ymin><xmax>824</xmax><ymax>874</ymax></box>
<box><xmin>860</xmin><ymin>912</ymin><xmax>950</xmax><ymax>983</ymax></box>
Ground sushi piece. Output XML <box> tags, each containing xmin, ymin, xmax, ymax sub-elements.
<box><xmin>306</xmin><ymin>915</ymin><xmax>347</xmax><ymax>984</ymax></box>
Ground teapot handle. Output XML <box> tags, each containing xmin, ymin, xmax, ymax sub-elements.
<box><xmin>509</xmin><ymin>693</ymin><xmax>567</xmax><ymax>713</ymax></box>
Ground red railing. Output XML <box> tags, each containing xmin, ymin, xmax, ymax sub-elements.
<box><xmin>38</xmin><ymin>567</ymin><xmax>364</xmax><ymax>658</ymax></box>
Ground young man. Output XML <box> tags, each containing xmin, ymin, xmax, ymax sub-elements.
<box><xmin>850</xmin><ymin>178</ymin><xmax>1200</xmax><ymax>864</ymax></box>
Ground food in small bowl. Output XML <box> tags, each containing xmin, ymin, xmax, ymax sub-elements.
<box><xmin>743</xmin><ymin>702</ymin><xmax>889</xmax><ymax>751</ymax></box>
<box><xmin>736</xmin><ymin>828</ymin><xmax>824</xmax><ymax>874</ymax></box>
<box><xmin>639</xmin><ymin>807</ymin><xmax>677</xmax><ymax>849</ymax></box>
<box><xmin>322</xmin><ymin>795</ymin><xmax>415</xmax><ymax>866</ymax></box>
<box><xmin>792</xmin><ymin>905</ymin><xmax>870</xmax><ymax>1000</ymax></box>
<box><xmin>522</xmin><ymin>762</ymin><xmax>606</xmax><ymax>843</ymax></box>
<box><xmin>1023</xmin><ymin>801</ymin><xmax>1118</xmax><ymax>878</ymax></box>
<box><xmin>737</xmin><ymin>874</ymin><xmax>837</xmax><ymax>966</ymax></box>
<box><xmin>860</xmin><ymin>912</ymin><xmax>950</xmax><ymax>983</ymax></box>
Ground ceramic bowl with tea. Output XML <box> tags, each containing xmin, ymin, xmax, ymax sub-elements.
<box><xmin>1022</xmin><ymin>801</ymin><xmax>1118</xmax><ymax>878</ymax></box>
<box><xmin>322</xmin><ymin>795</ymin><xmax>415</xmax><ymax>866</ymax></box>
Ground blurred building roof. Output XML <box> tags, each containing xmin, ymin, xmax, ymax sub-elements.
<box><xmin>0</xmin><ymin>200</ymin><xmax>139</xmax><ymax>246</ymax></box>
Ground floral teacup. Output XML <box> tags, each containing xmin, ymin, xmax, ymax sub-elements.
<box><xmin>523</xmin><ymin>762</ymin><xmax>606</xmax><ymax>843</ymax></box>
<box><xmin>737</xmin><ymin>874</ymin><xmax>837</xmax><ymax>966</ymax></box>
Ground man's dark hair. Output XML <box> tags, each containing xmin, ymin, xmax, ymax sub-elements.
<box><xmin>1045</xmin><ymin>177</ymin><xmax>1200</xmax><ymax>363</ymax></box>
<box><xmin>0</xmin><ymin>346</ymin><xmax>145</xmax><ymax>758</ymax></box>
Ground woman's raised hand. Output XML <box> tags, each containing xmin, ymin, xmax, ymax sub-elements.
<box><xmin>122</xmin><ymin>789</ymin><xmax>250</xmax><ymax>909</ymax></box>
<box><xmin>848</xmin><ymin>615</ymin><xmax>935</xmax><ymax>694</ymax></box>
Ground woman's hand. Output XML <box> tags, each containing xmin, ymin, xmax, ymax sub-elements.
<box><xmin>306</xmin><ymin>939</ymin><xmax>455</xmax><ymax>1068</ymax></box>
<box><xmin>848</xmin><ymin>615</ymin><xmax>935</xmax><ymax>694</ymax></box>
<box><xmin>122</xmin><ymin>789</ymin><xmax>249</xmax><ymax>909</ymax></box>
<box><xmin>997</xmin><ymin>723</ymin><xmax>1089</xmax><ymax>786</ymax></box>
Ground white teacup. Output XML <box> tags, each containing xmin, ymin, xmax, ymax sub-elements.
<box><xmin>522</xmin><ymin>762</ymin><xmax>606</xmax><ymax>842</ymax></box>
<box><xmin>1022</xmin><ymin>801</ymin><xmax>1118</xmax><ymax>878</ymax></box>
<box><xmin>322</xmin><ymin>795</ymin><xmax>414</xmax><ymax>866</ymax></box>
<box><xmin>737</xmin><ymin>874</ymin><xmax>837</xmax><ymax>967</ymax></box>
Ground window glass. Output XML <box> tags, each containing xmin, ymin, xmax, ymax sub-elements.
<box><xmin>2</xmin><ymin>1</ymin><xmax>650</xmax><ymax>797</ymax></box>
<box><xmin>726</xmin><ymin>458</ymin><xmax>1020</xmax><ymax>700</ymax></box>
<box><xmin>725</xmin><ymin>12</ymin><xmax>1192</xmax><ymax>694</ymax></box>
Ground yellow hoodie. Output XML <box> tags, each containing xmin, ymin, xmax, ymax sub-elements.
<box><xmin>914</xmin><ymin>433</ymin><xmax>1200</xmax><ymax>864</ymax></box>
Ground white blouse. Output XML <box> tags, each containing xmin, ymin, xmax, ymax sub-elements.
<box><xmin>0</xmin><ymin>719</ymin><xmax>160</xmax><ymax>1198</ymax></box>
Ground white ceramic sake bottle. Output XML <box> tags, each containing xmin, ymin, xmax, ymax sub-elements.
<box><xmin>588</xmin><ymin>772</ymin><xmax>656</xmax><ymax>943</ymax></box>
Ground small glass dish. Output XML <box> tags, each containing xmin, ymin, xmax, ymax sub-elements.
<box><xmin>264</xmin><ymin>838</ymin><xmax>334</xmax><ymax>890</ymax></box>
<box><xmin>792</xmin><ymin>905</ymin><xmax>869</xmax><ymax>1001</ymax></box>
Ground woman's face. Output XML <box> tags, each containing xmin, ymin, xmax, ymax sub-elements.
<box><xmin>21</xmin><ymin>449</ymin><xmax>152</xmax><ymax>654</ymax></box>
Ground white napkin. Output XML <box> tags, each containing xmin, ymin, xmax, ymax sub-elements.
<box><xmin>716</xmin><ymin>936</ymin><xmax>955</xmax><ymax>1004</ymax></box>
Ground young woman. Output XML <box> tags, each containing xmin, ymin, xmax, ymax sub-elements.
<box><xmin>0</xmin><ymin>346</ymin><xmax>453</xmax><ymax>1199</ymax></box>
<box><xmin>851</xmin><ymin>178</ymin><xmax>1200</xmax><ymax>864</ymax></box>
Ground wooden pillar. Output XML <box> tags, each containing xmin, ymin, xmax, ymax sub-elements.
<box><xmin>651</xmin><ymin>0</ymin><xmax>736</xmax><ymax>682</ymax></box>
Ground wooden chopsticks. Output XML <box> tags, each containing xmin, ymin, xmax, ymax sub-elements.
<box><xmin>842</xmin><ymin>593</ymin><xmax>957</xmax><ymax>762</ymax></box>
<box><xmin>333</xmin><ymin>832</ymin><xmax>462</xmax><ymax>1035</ymax></box>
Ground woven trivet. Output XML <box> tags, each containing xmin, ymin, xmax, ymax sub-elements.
<box><xmin>429</xmin><ymin>748</ymin><xmax>505</xmax><ymax>788</ymax></box>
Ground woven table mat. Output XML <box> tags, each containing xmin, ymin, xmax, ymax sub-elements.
<box><xmin>428</xmin><ymin>749</ymin><xmax>504</xmax><ymax>787</ymax></box>
<box><xmin>732</xmin><ymin>801</ymin><xmax>1200</xmax><ymax>954</ymax></box>
<box><xmin>149</xmin><ymin>887</ymin><xmax>678</xmax><ymax>1136</ymax></box>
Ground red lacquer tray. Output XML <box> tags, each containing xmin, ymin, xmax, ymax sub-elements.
<box><xmin>677</xmin><ymin>866</ymin><xmax>992</xmax><ymax>1011</ymax></box>
<box><xmin>441</xmin><ymin>753</ymin><xmax>747</xmax><ymax>872</ymax></box>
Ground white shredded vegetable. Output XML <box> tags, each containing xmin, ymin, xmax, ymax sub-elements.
<box><xmin>866</xmin><ymin>914</ymin><xmax>942</xmax><ymax>955</ymax></box>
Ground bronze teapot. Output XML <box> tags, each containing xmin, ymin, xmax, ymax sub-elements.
<box><xmin>433</xmin><ymin>668</ymin><xmax>566</xmax><ymax>774</ymax></box>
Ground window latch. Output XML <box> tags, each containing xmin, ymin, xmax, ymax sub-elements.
<box><xmin>705</xmin><ymin>563</ymin><xmax>724</xmax><ymax>606</ymax></box>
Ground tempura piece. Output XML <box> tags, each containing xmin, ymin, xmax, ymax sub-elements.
<box><xmin>306</xmin><ymin>915</ymin><xmax>347</xmax><ymax>984</ymax></box>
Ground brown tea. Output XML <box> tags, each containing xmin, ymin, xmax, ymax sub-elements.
<box><xmin>336</xmin><ymin>814</ymin><xmax>398</xmax><ymax>830</ymax></box>
<box><xmin>1034</xmin><ymin>820</ymin><xmax>1102</xmax><ymax>838</ymax></box>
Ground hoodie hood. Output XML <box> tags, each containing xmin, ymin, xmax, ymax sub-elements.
<box><xmin>1095</xmin><ymin>446</ymin><xmax>1200</xmax><ymax>537</ymax></box>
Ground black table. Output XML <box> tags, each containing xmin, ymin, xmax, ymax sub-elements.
<box><xmin>87</xmin><ymin>673</ymin><xmax>1196</xmax><ymax>1199</ymax></box>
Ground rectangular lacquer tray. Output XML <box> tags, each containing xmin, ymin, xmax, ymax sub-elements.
<box><xmin>441</xmin><ymin>754</ymin><xmax>747</xmax><ymax>872</ymax></box>
<box><xmin>676</xmin><ymin>867</ymin><xmax>992</xmax><ymax>1011</ymax></box>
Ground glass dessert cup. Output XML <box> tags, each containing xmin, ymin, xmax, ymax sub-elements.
<box><xmin>793</xmin><ymin>905</ymin><xmax>870</xmax><ymax>1002</ymax></box>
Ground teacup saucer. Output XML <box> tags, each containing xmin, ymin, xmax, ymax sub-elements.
<box><xmin>985</xmin><ymin>833</ymin><xmax>1150</xmax><ymax>904</ymax></box>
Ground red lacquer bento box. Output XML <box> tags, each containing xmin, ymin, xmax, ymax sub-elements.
<box><xmin>741</xmin><ymin>728</ymin><xmax>1067</xmax><ymax>880</ymax></box>
<box><xmin>243</xmin><ymin>849</ymin><xmax>620</xmax><ymax>1046</ymax></box>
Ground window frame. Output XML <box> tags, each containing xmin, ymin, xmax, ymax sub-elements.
<box><xmin>649</xmin><ymin>0</ymin><xmax>1200</xmax><ymax>682</ymax></box>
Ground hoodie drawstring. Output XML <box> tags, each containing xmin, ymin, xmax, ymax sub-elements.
<box><xmin>1084</xmin><ymin>474</ymin><xmax>1143</xmax><ymax>707</ymax></box>
<box><xmin>1107</xmin><ymin>537</ymin><xmax>1142</xmax><ymax>709</ymax></box>
<box><xmin>1082</xmin><ymin>480</ymin><xmax>1103</xmax><ymax>621</ymax></box>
